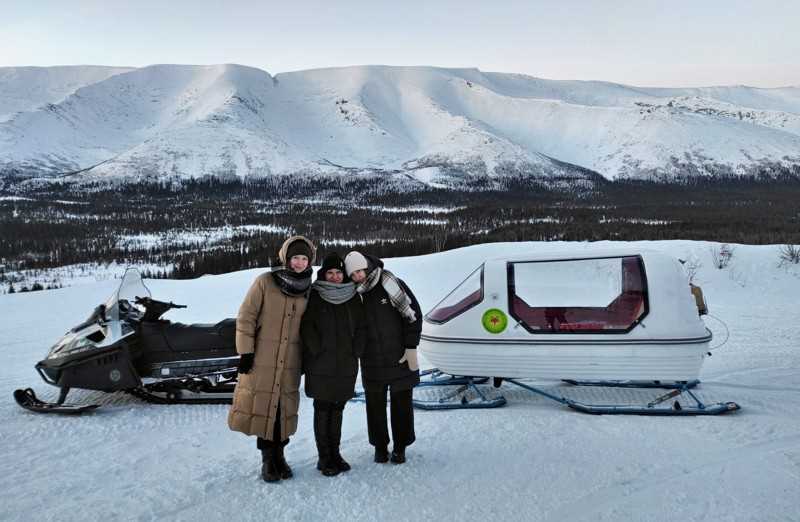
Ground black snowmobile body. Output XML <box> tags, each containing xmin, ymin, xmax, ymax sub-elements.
<box><xmin>14</xmin><ymin>269</ymin><xmax>240</xmax><ymax>414</ymax></box>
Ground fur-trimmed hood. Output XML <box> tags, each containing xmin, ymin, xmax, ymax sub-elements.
<box><xmin>278</xmin><ymin>235</ymin><xmax>317</xmax><ymax>266</ymax></box>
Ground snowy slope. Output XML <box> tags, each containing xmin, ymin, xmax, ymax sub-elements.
<box><xmin>1</xmin><ymin>64</ymin><xmax>799</xmax><ymax>182</ymax></box>
<box><xmin>1</xmin><ymin>240</ymin><xmax>799</xmax><ymax>521</ymax></box>
<box><xmin>0</xmin><ymin>66</ymin><xmax>133</xmax><ymax>122</ymax></box>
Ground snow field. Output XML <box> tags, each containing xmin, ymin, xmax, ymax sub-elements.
<box><xmin>1</xmin><ymin>240</ymin><xmax>799</xmax><ymax>521</ymax></box>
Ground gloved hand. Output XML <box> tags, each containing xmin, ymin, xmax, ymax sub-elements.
<box><xmin>398</xmin><ymin>348</ymin><xmax>419</xmax><ymax>371</ymax></box>
<box><xmin>238</xmin><ymin>353</ymin><xmax>255</xmax><ymax>374</ymax></box>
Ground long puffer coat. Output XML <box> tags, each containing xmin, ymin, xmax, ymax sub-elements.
<box><xmin>300</xmin><ymin>286</ymin><xmax>366</xmax><ymax>402</ymax></box>
<box><xmin>359</xmin><ymin>256</ymin><xmax>422</xmax><ymax>392</ymax></box>
<box><xmin>227</xmin><ymin>236</ymin><xmax>315</xmax><ymax>441</ymax></box>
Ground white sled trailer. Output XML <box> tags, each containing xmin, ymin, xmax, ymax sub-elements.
<box><xmin>420</xmin><ymin>250</ymin><xmax>711</xmax><ymax>382</ymax></box>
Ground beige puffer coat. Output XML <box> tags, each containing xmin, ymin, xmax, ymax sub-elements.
<box><xmin>227</xmin><ymin>236</ymin><xmax>316</xmax><ymax>441</ymax></box>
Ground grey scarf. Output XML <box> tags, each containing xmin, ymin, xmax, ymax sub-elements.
<box><xmin>313</xmin><ymin>280</ymin><xmax>357</xmax><ymax>304</ymax></box>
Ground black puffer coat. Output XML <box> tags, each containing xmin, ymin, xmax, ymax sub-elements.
<box><xmin>359</xmin><ymin>256</ymin><xmax>422</xmax><ymax>392</ymax></box>
<box><xmin>300</xmin><ymin>286</ymin><xmax>366</xmax><ymax>402</ymax></box>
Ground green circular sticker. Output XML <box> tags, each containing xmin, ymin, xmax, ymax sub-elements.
<box><xmin>482</xmin><ymin>308</ymin><xmax>508</xmax><ymax>334</ymax></box>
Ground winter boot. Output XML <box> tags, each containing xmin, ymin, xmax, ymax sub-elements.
<box><xmin>374</xmin><ymin>445</ymin><xmax>389</xmax><ymax>463</ymax></box>
<box><xmin>390</xmin><ymin>446</ymin><xmax>406</xmax><ymax>464</ymax></box>
<box><xmin>314</xmin><ymin>406</ymin><xmax>339</xmax><ymax>477</ymax></box>
<box><xmin>275</xmin><ymin>444</ymin><xmax>293</xmax><ymax>480</ymax></box>
<box><xmin>329</xmin><ymin>406</ymin><xmax>350</xmax><ymax>472</ymax></box>
<box><xmin>261</xmin><ymin>448</ymin><xmax>281</xmax><ymax>482</ymax></box>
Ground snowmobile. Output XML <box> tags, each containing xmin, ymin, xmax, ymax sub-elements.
<box><xmin>13</xmin><ymin>268</ymin><xmax>239</xmax><ymax>414</ymax></box>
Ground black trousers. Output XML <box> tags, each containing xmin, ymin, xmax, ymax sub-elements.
<box><xmin>365</xmin><ymin>386</ymin><xmax>415</xmax><ymax>449</ymax></box>
<box><xmin>257</xmin><ymin>402</ymin><xmax>289</xmax><ymax>450</ymax></box>
<box><xmin>313</xmin><ymin>399</ymin><xmax>347</xmax><ymax>412</ymax></box>
<box><xmin>313</xmin><ymin>399</ymin><xmax>346</xmax><ymax>458</ymax></box>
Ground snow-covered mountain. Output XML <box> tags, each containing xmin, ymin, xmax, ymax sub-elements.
<box><xmin>1</xmin><ymin>64</ymin><xmax>799</xmax><ymax>184</ymax></box>
<box><xmin>0</xmin><ymin>66</ymin><xmax>134</xmax><ymax>123</ymax></box>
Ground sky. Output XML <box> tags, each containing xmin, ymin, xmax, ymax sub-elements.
<box><xmin>1</xmin><ymin>0</ymin><xmax>798</xmax><ymax>88</ymax></box>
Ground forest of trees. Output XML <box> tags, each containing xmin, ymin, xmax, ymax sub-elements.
<box><xmin>2</xmin><ymin>173</ymin><xmax>799</xmax><ymax>287</ymax></box>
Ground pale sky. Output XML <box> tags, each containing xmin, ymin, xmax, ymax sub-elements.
<box><xmin>1</xmin><ymin>0</ymin><xmax>798</xmax><ymax>88</ymax></box>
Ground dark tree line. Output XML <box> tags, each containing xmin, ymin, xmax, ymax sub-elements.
<box><xmin>2</xmin><ymin>173</ymin><xmax>799</xmax><ymax>281</ymax></box>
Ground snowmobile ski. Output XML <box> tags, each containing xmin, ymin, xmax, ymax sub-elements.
<box><xmin>13</xmin><ymin>388</ymin><xmax>100</xmax><ymax>415</ymax></box>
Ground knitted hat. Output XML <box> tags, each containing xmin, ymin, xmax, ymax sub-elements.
<box><xmin>320</xmin><ymin>253</ymin><xmax>345</xmax><ymax>274</ymax></box>
<box><xmin>320</xmin><ymin>252</ymin><xmax>344</xmax><ymax>274</ymax></box>
<box><xmin>344</xmin><ymin>251</ymin><xmax>369</xmax><ymax>276</ymax></box>
<box><xmin>286</xmin><ymin>239</ymin><xmax>312</xmax><ymax>261</ymax></box>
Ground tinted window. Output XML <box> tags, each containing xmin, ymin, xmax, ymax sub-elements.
<box><xmin>426</xmin><ymin>265</ymin><xmax>484</xmax><ymax>323</ymax></box>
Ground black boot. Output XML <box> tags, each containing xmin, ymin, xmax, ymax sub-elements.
<box><xmin>329</xmin><ymin>405</ymin><xmax>351</xmax><ymax>472</ymax></box>
<box><xmin>390</xmin><ymin>446</ymin><xmax>406</xmax><ymax>464</ymax></box>
<box><xmin>374</xmin><ymin>445</ymin><xmax>389</xmax><ymax>463</ymax></box>
<box><xmin>314</xmin><ymin>406</ymin><xmax>339</xmax><ymax>477</ymax></box>
<box><xmin>261</xmin><ymin>448</ymin><xmax>281</xmax><ymax>482</ymax></box>
<box><xmin>275</xmin><ymin>444</ymin><xmax>293</xmax><ymax>480</ymax></box>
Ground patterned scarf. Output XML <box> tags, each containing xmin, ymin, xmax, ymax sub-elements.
<box><xmin>271</xmin><ymin>267</ymin><xmax>312</xmax><ymax>296</ymax></box>
<box><xmin>356</xmin><ymin>267</ymin><xmax>417</xmax><ymax>323</ymax></box>
<box><xmin>312</xmin><ymin>280</ymin><xmax>357</xmax><ymax>304</ymax></box>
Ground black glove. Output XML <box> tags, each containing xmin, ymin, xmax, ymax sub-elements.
<box><xmin>238</xmin><ymin>353</ymin><xmax>255</xmax><ymax>374</ymax></box>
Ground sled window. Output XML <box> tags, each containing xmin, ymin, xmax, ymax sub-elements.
<box><xmin>508</xmin><ymin>256</ymin><xmax>648</xmax><ymax>334</ymax></box>
<box><xmin>426</xmin><ymin>264</ymin><xmax>484</xmax><ymax>324</ymax></box>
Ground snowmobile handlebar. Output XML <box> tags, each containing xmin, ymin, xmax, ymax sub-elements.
<box><xmin>134</xmin><ymin>296</ymin><xmax>187</xmax><ymax>308</ymax></box>
<box><xmin>135</xmin><ymin>296</ymin><xmax>187</xmax><ymax>321</ymax></box>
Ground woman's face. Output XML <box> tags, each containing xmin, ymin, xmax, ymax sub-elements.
<box><xmin>289</xmin><ymin>255</ymin><xmax>309</xmax><ymax>273</ymax></box>
<box><xmin>350</xmin><ymin>269</ymin><xmax>366</xmax><ymax>283</ymax></box>
<box><xmin>325</xmin><ymin>268</ymin><xmax>344</xmax><ymax>283</ymax></box>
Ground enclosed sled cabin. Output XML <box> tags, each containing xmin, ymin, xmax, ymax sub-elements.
<box><xmin>420</xmin><ymin>250</ymin><xmax>710</xmax><ymax>381</ymax></box>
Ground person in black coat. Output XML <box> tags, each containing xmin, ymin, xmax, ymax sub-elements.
<box><xmin>344</xmin><ymin>251</ymin><xmax>422</xmax><ymax>465</ymax></box>
<box><xmin>301</xmin><ymin>253</ymin><xmax>365</xmax><ymax>476</ymax></box>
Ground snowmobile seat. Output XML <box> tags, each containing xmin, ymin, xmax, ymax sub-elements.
<box><xmin>187</xmin><ymin>318</ymin><xmax>236</xmax><ymax>331</ymax></box>
<box><xmin>161</xmin><ymin>319</ymin><xmax>236</xmax><ymax>353</ymax></box>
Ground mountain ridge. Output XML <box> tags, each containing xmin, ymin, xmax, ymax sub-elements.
<box><xmin>1</xmin><ymin>63</ymin><xmax>799</xmax><ymax>185</ymax></box>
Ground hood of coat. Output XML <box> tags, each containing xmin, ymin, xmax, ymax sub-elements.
<box><xmin>364</xmin><ymin>253</ymin><xmax>385</xmax><ymax>273</ymax></box>
<box><xmin>278</xmin><ymin>235</ymin><xmax>317</xmax><ymax>266</ymax></box>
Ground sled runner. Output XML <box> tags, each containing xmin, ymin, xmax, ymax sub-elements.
<box><xmin>412</xmin><ymin>371</ymin><xmax>739</xmax><ymax>415</ymax></box>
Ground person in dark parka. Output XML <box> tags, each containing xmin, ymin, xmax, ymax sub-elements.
<box><xmin>301</xmin><ymin>253</ymin><xmax>366</xmax><ymax>476</ymax></box>
<box><xmin>344</xmin><ymin>251</ymin><xmax>422</xmax><ymax>465</ymax></box>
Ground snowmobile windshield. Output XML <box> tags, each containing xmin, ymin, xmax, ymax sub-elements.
<box><xmin>105</xmin><ymin>268</ymin><xmax>151</xmax><ymax>322</ymax></box>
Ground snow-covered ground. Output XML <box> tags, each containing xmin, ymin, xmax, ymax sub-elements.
<box><xmin>2</xmin><ymin>261</ymin><xmax>165</xmax><ymax>293</ymax></box>
<box><xmin>1</xmin><ymin>240</ymin><xmax>799</xmax><ymax>521</ymax></box>
<box><xmin>114</xmin><ymin>224</ymin><xmax>292</xmax><ymax>250</ymax></box>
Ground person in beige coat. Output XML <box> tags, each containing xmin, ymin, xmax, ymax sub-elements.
<box><xmin>228</xmin><ymin>235</ymin><xmax>316</xmax><ymax>482</ymax></box>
